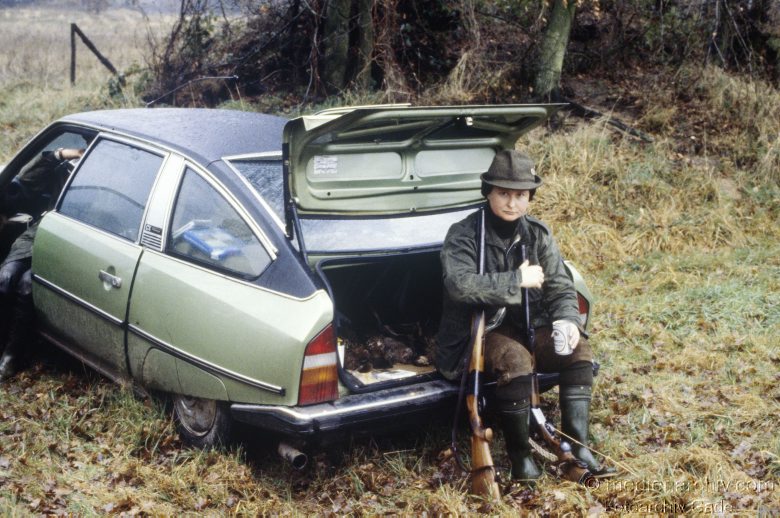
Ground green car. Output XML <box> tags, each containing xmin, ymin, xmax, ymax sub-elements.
<box><xmin>0</xmin><ymin>105</ymin><xmax>592</xmax><ymax>466</ymax></box>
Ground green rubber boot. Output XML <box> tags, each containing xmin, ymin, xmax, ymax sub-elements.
<box><xmin>498</xmin><ymin>398</ymin><xmax>542</xmax><ymax>482</ymax></box>
<box><xmin>559</xmin><ymin>385</ymin><xmax>616</xmax><ymax>477</ymax></box>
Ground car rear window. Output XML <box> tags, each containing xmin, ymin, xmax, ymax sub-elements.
<box><xmin>226</xmin><ymin>157</ymin><xmax>477</xmax><ymax>253</ymax></box>
<box><xmin>300</xmin><ymin>208</ymin><xmax>477</xmax><ymax>253</ymax></box>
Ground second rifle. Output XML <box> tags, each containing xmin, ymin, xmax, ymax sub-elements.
<box><xmin>520</xmin><ymin>243</ymin><xmax>594</xmax><ymax>486</ymax></box>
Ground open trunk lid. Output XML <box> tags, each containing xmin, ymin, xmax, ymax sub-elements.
<box><xmin>283</xmin><ymin>104</ymin><xmax>560</xmax><ymax>216</ymax></box>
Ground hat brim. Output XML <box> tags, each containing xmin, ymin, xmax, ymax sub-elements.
<box><xmin>480</xmin><ymin>173</ymin><xmax>542</xmax><ymax>191</ymax></box>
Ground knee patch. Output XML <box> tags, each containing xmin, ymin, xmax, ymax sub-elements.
<box><xmin>500</xmin><ymin>346</ymin><xmax>533</xmax><ymax>374</ymax></box>
<box><xmin>485</xmin><ymin>331</ymin><xmax>533</xmax><ymax>383</ymax></box>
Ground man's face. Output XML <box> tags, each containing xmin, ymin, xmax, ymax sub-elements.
<box><xmin>486</xmin><ymin>187</ymin><xmax>530</xmax><ymax>222</ymax></box>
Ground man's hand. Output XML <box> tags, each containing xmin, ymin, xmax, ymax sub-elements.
<box><xmin>519</xmin><ymin>260</ymin><xmax>544</xmax><ymax>289</ymax></box>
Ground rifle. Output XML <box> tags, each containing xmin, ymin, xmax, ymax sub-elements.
<box><xmin>460</xmin><ymin>208</ymin><xmax>501</xmax><ymax>500</ymax></box>
<box><xmin>466</xmin><ymin>313</ymin><xmax>501</xmax><ymax>498</ymax></box>
<box><xmin>521</xmin><ymin>243</ymin><xmax>595</xmax><ymax>486</ymax></box>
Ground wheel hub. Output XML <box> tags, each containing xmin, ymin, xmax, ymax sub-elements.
<box><xmin>175</xmin><ymin>397</ymin><xmax>217</xmax><ymax>437</ymax></box>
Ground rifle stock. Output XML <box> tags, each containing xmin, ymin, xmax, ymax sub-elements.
<box><xmin>466</xmin><ymin>308</ymin><xmax>501</xmax><ymax>500</ymax></box>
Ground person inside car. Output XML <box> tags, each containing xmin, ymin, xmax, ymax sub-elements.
<box><xmin>0</xmin><ymin>147</ymin><xmax>85</xmax><ymax>381</ymax></box>
<box><xmin>436</xmin><ymin>149</ymin><xmax>613</xmax><ymax>482</ymax></box>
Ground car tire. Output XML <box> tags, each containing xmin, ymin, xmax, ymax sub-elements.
<box><xmin>172</xmin><ymin>395</ymin><xmax>232</xmax><ymax>449</ymax></box>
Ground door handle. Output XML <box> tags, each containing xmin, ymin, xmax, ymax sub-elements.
<box><xmin>98</xmin><ymin>270</ymin><xmax>122</xmax><ymax>289</ymax></box>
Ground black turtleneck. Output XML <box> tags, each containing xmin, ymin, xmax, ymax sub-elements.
<box><xmin>486</xmin><ymin>209</ymin><xmax>521</xmax><ymax>242</ymax></box>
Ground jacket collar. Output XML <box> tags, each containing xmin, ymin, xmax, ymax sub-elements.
<box><xmin>483</xmin><ymin>213</ymin><xmax>529</xmax><ymax>250</ymax></box>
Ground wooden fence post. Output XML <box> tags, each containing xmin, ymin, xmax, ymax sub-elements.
<box><xmin>70</xmin><ymin>23</ymin><xmax>76</xmax><ymax>85</ymax></box>
<box><xmin>69</xmin><ymin>22</ymin><xmax>121</xmax><ymax>86</ymax></box>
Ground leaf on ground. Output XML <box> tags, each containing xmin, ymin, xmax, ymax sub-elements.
<box><xmin>194</xmin><ymin>497</ymin><xmax>210</xmax><ymax>510</ymax></box>
<box><xmin>731</xmin><ymin>440</ymin><xmax>751</xmax><ymax>458</ymax></box>
<box><xmin>103</xmin><ymin>497</ymin><xmax>134</xmax><ymax>514</ymax></box>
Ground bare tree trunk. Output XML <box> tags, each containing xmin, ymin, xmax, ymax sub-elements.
<box><xmin>533</xmin><ymin>0</ymin><xmax>576</xmax><ymax>100</ymax></box>
<box><xmin>374</xmin><ymin>0</ymin><xmax>411</xmax><ymax>99</ymax></box>
<box><xmin>322</xmin><ymin>0</ymin><xmax>352</xmax><ymax>92</ymax></box>
<box><xmin>355</xmin><ymin>0</ymin><xmax>374</xmax><ymax>90</ymax></box>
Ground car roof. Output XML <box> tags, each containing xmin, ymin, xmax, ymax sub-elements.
<box><xmin>60</xmin><ymin>108</ymin><xmax>287</xmax><ymax>164</ymax></box>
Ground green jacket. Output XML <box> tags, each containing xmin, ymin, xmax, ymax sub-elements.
<box><xmin>435</xmin><ymin>208</ymin><xmax>581</xmax><ymax>380</ymax></box>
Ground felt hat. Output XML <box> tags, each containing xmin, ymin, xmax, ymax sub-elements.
<box><xmin>480</xmin><ymin>150</ymin><xmax>542</xmax><ymax>191</ymax></box>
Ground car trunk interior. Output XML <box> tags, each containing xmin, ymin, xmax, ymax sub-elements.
<box><xmin>316</xmin><ymin>250</ymin><xmax>442</xmax><ymax>389</ymax></box>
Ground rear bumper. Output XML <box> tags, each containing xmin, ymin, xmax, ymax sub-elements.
<box><xmin>229</xmin><ymin>363</ymin><xmax>599</xmax><ymax>444</ymax></box>
<box><xmin>230</xmin><ymin>379</ymin><xmax>459</xmax><ymax>443</ymax></box>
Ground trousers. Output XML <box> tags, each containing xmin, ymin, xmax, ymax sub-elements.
<box><xmin>485</xmin><ymin>323</ymin><xmax>593</xmax><ymax>387</ymax></box>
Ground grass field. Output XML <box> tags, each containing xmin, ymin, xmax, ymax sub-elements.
<box><xmin>0</xmin><ymin>6</ymin><xmax>169</xmax><ymax>159</ymax></box>
<box><xmin>0</xmin><ymin>5</ymin><xmax>778</xmax><ymax>515</ymax></box>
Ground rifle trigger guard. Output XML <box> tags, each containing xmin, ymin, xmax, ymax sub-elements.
<box><xmin>485</xmin><ymin>307</ymin><xmax>505</xmax><ymax>332</ymax></box>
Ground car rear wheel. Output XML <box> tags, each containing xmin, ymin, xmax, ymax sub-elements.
<box><xmin>173</xmin><ymin>395</ymin><xmax>232</xmax><ymax>449</ymax></box>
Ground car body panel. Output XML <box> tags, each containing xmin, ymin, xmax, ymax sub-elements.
<box><xmin>284</xmin><ymin>104</ymin><xmax>560</xmax><ymax>215</ymax></box>
<box><xmin>228</xmin><ymin>369</ymin><xmax>577</xmax><ymax>443</ymax></box>
<box><xmin>138</xmin><ymin>348</ymin><xmax>182</xmax><ymax>394</ymax></box>
<box><xmin>564</xmin><ymin>261</ymin><xmax>593</xmax><ymax>329</ymax></box>
<box><xmin>138</xmin><ymin>153</ymin><xmax>186</xmax><ymax>252</ymax></box>
<box><xmin>176</xmin><ymin>360</ymin><xmax>229</xmax><ymax>401</ymax></box>
<box><xmin>127</xmin><ymin>248</ymin><xmax>333</xmax><ymax>405</ymax></box>
<box><xmin>32</xmin><ymin>213</ymin><xmax>142</xmax><ymax>375</ymax></box>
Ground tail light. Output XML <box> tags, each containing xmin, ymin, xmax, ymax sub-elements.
<box><xmin>577</xmin><ymin>293</ymin><xmax>590</xmax><ymax>328</ymax></box>
<box><xmin>298</xmin><ymin>324</ymin><xmax>339</xmax><ymax>406</ymax></box>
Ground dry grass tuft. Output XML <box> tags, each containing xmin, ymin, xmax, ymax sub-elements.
<box><xmin>519</xmin><ymin>73</ymin><xmax>780</xmax><ymax>270</ymax></box>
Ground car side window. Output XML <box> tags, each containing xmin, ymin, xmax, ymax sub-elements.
<box><xmin>58</xmin><ymin>139</ymin><xmax>162</xmax><ymax>242</ymax></box>
<box><xmin>167</xmin><ymin>168</ymin><xmax>271</xmax><ymax>279</ymax></box>
<box><xmin>228</xmin><ymin>159</ymin><xmax>284</xmax><ymax>221</ymax></box>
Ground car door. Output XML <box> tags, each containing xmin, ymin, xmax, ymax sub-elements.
<box><xmin>32</xmin><ymin>137</ymin><xmax>165</xmax><ymax>378</ymax></box>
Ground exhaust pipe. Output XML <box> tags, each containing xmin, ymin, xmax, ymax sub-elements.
<box><xmin>278</xmin><ymin>442</ymin><xmax>308</xmax><ymax>470</ymax></box>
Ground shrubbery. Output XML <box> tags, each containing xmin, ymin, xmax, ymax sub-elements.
<box><xmin>142</xmin><ymin>0</ymin><xmax>780</xmax><ymax>107</ymax></box>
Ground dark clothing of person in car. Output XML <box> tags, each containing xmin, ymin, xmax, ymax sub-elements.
<box><xmin>0</xmin><ymin>148</ymin><xmax>82</xmax><ymax>380</ymax></box>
